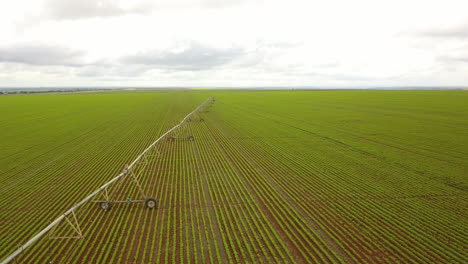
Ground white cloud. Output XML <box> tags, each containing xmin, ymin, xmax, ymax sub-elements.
<box><xmin>0</xmin><ymin>0</ymin><xmax>467</xmax><ymax>87</ymax></box>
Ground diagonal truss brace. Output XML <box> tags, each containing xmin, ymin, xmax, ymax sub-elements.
<box><xmin>48</xmin><ymin>210</ymin><xmax>83</xmax><ymax>240</ymax></box>
<box><xmin>125</xmin><ymin>165</ymin><xmax>148</xmax><ymax>200</ymax></box>
<box><xmin>0</xmin><ymin>97</ymin><xmax>215</xmax><ymax>264</ymax></box>
<box><xmin>93</xmin><ymin>162</ymin><xmax>148</xmax><ymax>204</ymax></box>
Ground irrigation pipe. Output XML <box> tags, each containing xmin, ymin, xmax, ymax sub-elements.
<box><xmin>1</xmin><ymin>96</ymin><xmax>213</xmax><ymax>264</ymax></box>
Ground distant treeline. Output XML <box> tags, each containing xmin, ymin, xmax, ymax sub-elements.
<box><xmin>0</xmin><ymin>88</ymin><xmax>114</xmax><ymax>95</ymax></box>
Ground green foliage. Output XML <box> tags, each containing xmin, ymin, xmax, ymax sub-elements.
<box><xmin>0</xmin><ymin>90</ymin><xmax>466</xmax><ymax>263</ymax></box>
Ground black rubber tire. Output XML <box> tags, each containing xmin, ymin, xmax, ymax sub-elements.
<box><xmin>98</xmin><ymin>201</ymin><xmax>112</xmax><ymax>211</ymax></box>
<box><xmin>145</xmin><ymin>198</ymin><xmax>158</xmax><ymax>209</ymax></box>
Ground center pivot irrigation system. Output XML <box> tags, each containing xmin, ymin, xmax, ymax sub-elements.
<box><xmin>1</xmin><ymin>97</ymin><xmax>215</xmax><ymax>264</ymax></box>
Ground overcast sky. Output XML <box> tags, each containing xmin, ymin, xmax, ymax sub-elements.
<box><xmin>0</xmin><ymin>0</ymin><xmax>467</xmax><ymax>87</ymax></box>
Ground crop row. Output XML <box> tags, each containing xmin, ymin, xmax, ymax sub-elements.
<box><xmin>0</xmin><ymin>92</ymin><xmax>203</xmax><ymax>262</ymax></box>
<box><xmin>205</xmin><ymin>97</ymin><xmax>466</xmax><ymax>263</ymax></box>
<box><xmin>2</xmin><ymin>91</ymin><xmax>466</xmax><ymax>263</ymax></box>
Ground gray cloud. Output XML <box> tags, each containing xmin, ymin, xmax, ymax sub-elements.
<box><xmin>435</xmin><ymin>44</ymin><xmax>468</xmax><ymax>64</ymax></box>
<box><xmin>174</xmin><ymin>0</ymin><xmax>251</xmax><ymax>9</ymax></box>
<box><xmin>122</xmin><ymin>43</ymin><xmax>245</xmax><ymax>71</ymax></box>
<box><xmin>46</xmin><ymin>0</ymin><xmax>126</xmax><ymax>20</ymax></box>
<box><xmin>418</xmin><ymin>23</ymin><xmax>468</xmax><ymax>39</ymax></box>
<box><xmin>44</xmin><ymin>0</ymin><xmax>252</xmax><ymax>20</ymax></box>
<box><xmin>0</xmin><ymin>44</ymin><xmax>85</xmax><ymax>66</ymax></box>
<box><xmin>76</xmin><ymin>64</ymin><xmax>152</xmax><ymax>78</ymax></box>
<box><xmin>438</xmin><ymin>55</ymin><xmax>468</xmax><ymax>64</ymax></box>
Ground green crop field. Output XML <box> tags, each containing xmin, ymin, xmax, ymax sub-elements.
<box><xmin>0</xmin><ymin>90</ymin><xmax>467</xmax><ymax>263</ymax></box>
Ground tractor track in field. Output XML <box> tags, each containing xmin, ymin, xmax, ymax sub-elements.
<box><xmin>210</xmin><ymin>119</ymin><xmax>355</xmax><ymax>264</ymax></box>
<box><xmin>268</xmin><ymin>108</ymin><xmax>466</xmax><ymax>166</ymax></box>
<box><xmin>202</xmin><ymin>119</ymin><xmax>308</xmax><ymax>264</ymax></box>
<box><xmin>188</xmin><ymin>125</ymin><xmax>229</xmax><ymax>264</ymax></box>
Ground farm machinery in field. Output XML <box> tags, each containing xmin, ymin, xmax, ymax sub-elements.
<box><xmin>0</xmin><ymin>97</ymin><xmax>215</xmax><ymax>264</ymax></box>
<box><xmin>94</xmin><ymin>164</ymin><xmax>158</xmax><ymax>211</ymax></box>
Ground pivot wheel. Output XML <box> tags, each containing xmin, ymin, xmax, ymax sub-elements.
<box><xmin>188</xmin><ymin>136</ymin><xmax>194</xmax><ymax>141</ymax></box>
<box><xmin>98</xmin><ymin>201</ymin><xmax>112</xmax><ymax>211</ymax></box>
<box><xmin>145</xmin><ymin>198</ymin><xmax>158</xmax><ymax>209</ymax></box>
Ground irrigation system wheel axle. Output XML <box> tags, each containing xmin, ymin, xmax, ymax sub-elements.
<box><xmin>186</xmin><ymin>117</ymin><xmax>204</xmax><ymax>122</ymax></box>
<box><xmin>166</xmin><ymin>135</ymin><xmax>195</xmax><ymax>141</ymax></box>
<box><xmin>0</xmin><ymin>97</ymin><xmax>214</xmax><ymax>264</ymax></box>
<box><xmin>95</xmin><ymin>198</ymin><xmax>158</xmax><ymax>211</ymax></box>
